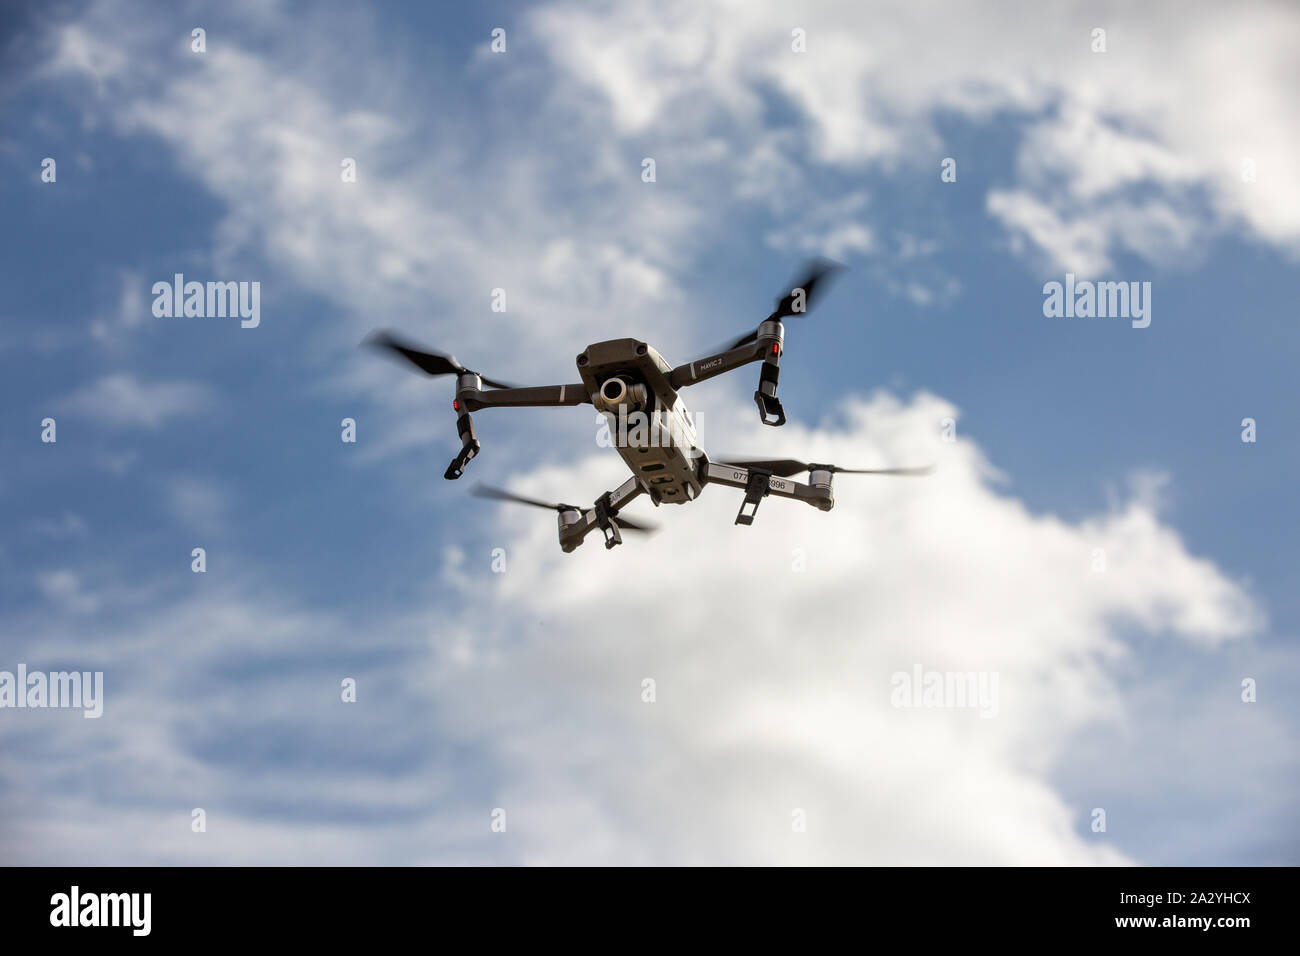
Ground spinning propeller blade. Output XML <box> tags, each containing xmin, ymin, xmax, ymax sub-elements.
<box><xmin>471</xmin><ymin>484</ymin><xmax>576</xmax><ymax>512</ymax></box>
<box><xmin>364</xmin><ymin>330</ymin><xmax>515</xmax><ymax>389</ymax></box>
<box><xmin>709</xmin><ymin>257</ymin><xmax>847</xmax><ymax>353</ymax></box>
<box><xmin>472</xmin><ymin>485</ymin><xmax>658</xmax><ymax>533</ymax></box>
<box><xmin>766</xmin><ymin>256</ymin><xmax>846</xmax><ymax>322</ymax></box>
<box><xmin>605</xmin><ymin>513</ymin><xmax>657</xmax><ymax>533</ymax></box>
<box><xmin>716</xmin><ymin>457</ymin><xmax>935</xmax><ymax>478</ymax></box>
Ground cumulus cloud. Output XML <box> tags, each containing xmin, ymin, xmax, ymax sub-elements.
<box><xmin>428</xmin><ymin>390</ymin><xmax>1259</xmax><ymax>864</ymax></box>
<box><xmin>0</xmin><ymin>390</ymin><xmax>1266</xmax><ymax>864</ymax></box>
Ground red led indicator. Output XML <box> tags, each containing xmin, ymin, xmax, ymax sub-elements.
<box><xmin>453</xmin><ymin>400</ymin><xmax>459</xmax><ymax>411</ymax></box>
<box><xmin>771</xmin><ymin>343</ymin><xmax>780</xmax><ymax>355</ymax></box>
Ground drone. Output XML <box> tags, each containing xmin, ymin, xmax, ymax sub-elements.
<box><xmin>367</xmin><ymin>258</ymin><xmax>932</xmax><ymax>552</ymax></box>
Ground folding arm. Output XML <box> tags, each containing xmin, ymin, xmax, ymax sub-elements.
<box><xmin>668</xmin><ymin>341</ymin><xmax>766</xmax><ymax>390</ymax></box>
<box><xmin>669</xmin><ymin>319</ymin><xmax>788</xmax><ymax>425</ymax></box>
<box><xmin>457</xmin><ymin>383</ymin><xmax>591</xmax><ymax>411</ymax></box>
<box><xmin>442</xmin><ymin>380</ymin><xmax>591</xmax><ymax>480</ymax></box>
<box><xmin>558</xmin><ymin>476</ymin><xmax>647</xmax><ymax>552</ymax></box>
<box><xmin>700</xmin><ymin>460</ymin><xmax>833</xmax><ymax>525</ymax></box>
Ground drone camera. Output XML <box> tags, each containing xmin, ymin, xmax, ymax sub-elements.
<box><xmin>600</xmin><ymin>377</ymin><xmax>627</xmax><ymax>405</ymax></box>
<box><xmin>596</xmin><ymin>375</ymin><xmax>647</xmax><ymax>413</ymax></box>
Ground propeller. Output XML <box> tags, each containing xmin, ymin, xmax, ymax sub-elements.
<box><xmin>715</xmin><ymin>457</ymin><xmax>935</xmax><ymax>479</ymax></box>
<box><xmin>712</xmin><ymin>257</ymin><xmax>847</xmax><ymax>353</ymax></box>
<box><xmin>364</xmin><ymin>330</ymin><xmax>516</xmax><ymax>389</ymax></box>
<box><xmin>472</xmin><ymin>484</ymin><xmax>658</xmax><ymax>533</ymax></box>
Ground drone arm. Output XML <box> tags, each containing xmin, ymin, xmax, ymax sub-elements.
<box><xmin>441</xmin><ymin>383</ymin><xmax>590</xmax><ymax>480</ymax></box>
<box><xmin>667</xmin><ymin>341</ymin><xmax>766</xmax><ymax>390</ymax></box>
<box><xmin>701</xmin><ymin>461</ymin><xmax>831</xmax><ymax>524</ymax></box>
<box><xmin>670</xmin><ymin>320</ymin><xmax>787</xmax><ymax>426</ymax></box>
<box><xmin>459</xmin><ymin>384</ymin><xmax>591</xmax><ymax>410</ymax></box>
<box><xmin>559</xmin><ymin>476</ymin><xmax>647</xmax><ymax>552</ymax></box>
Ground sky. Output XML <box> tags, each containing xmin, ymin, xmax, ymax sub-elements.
<box><xmin>0</xmin><ymin>0</ymin><xmax>1296</xmax><ymax>865</ymax></box>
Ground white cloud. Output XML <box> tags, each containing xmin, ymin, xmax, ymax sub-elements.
<box><xmin>161</xmin><ymin>476</ymin><xmax>229</xmax><ymax>537</ymax></box>
<box><xmin>765</xmin><ymin>191</ymin><xmax>875</xmax><ymax>258</ymax></box>
<box><xmin>42</xmin><ymin>0</ymin><xmax>1300</xmax><ymax>328</ymax></box>
<box><xmin>45</xmin><ymin>10</ymin><xmax>700</xmax><ymax>373</ymax></box>
<box><xmin>56</xmin><ymin>373</ymin><xmax>213</xmax><ymax>429</ymax></box>
<box><xmin>42</xmin><ymin>4</ymin><xmax>713</xmax><ymax>463</ymax></box>
<box><xmin>45</xmin><ymin>22</ymin><xmax>127</xmax><ymax>85</ymax></box>
<box><xmin>987</xmin><ymin>190</ymin><xmax>1112</xmax><ymax>277</ymax></box>
<box><xmin>89</xmin><ymin>269</ymin><xmax>149</xmax><ymax>342</ymax></box>
<box><xmin>34</xmin><ymin>570</ymin><xmax>100</xmax><ymax>615</ymax></box>
<box><xmin>2</xmin><ymin>389</ymin><xmax>1269</xmax><ymax>864</ymax></box>
<box><xmin>531</xmin><ymin>0</ymin><xmax>1300</xmax><ymax>275</ymax></box>
<box><xmin>426</xmin><ymin>390</ymin><xmax>1259</xmax><ymax>864</ymax></box>
<box><xmin>989</xmin><ymin>188</ymin><xmax>1208</xmax><ymax>276</ymax></box>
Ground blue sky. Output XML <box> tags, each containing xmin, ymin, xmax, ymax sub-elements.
<box><xmin>1</xmin><ymin>0</ymin><xmax>1296</xmax><ymax>865</ymax></box>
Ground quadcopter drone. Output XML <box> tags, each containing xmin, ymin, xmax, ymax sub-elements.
<box><xmin>367</xmin><ymin>259</ymin><xmax>931</xmax><ymax>552</ymax></box>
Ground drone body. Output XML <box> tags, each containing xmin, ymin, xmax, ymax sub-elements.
<box><xmin>368</xmin><ymin>259</ymin><xmax>930</xmax><ymax>552</ymax></box>
<box><xmin>580</xmin><ymin>337</ymin><xmax>705</xmax><ymax>507</ymax></box>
